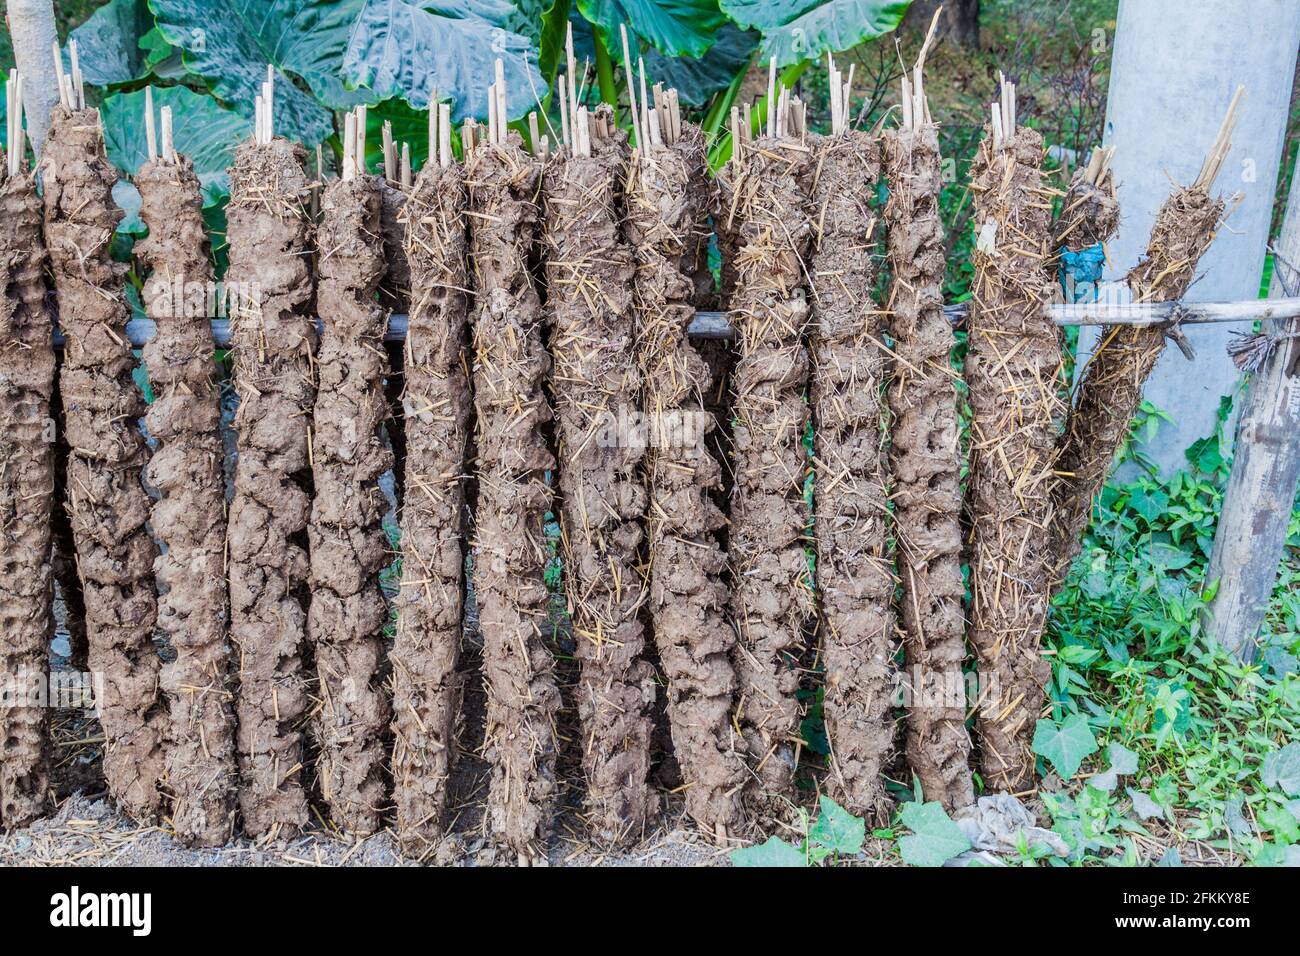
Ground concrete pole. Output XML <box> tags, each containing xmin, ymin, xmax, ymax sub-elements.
<box><xmin>5</xmin><ymin>0</ymin><xmax>60</xmax><ymax>159</ymax></box>
<box><xmin>1080</xmin><ymin>0</ymin><xmax>1300</xmax><ymax>476</ymax></box>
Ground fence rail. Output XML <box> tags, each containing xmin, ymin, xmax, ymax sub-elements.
<box><xmin>53</xmin><ymin>295</ymin><xmax>1300</xmax><ymax>348</ymax></box>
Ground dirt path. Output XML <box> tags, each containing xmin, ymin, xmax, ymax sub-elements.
<box><xmin>309</xmin><ymin>175</ymin><xmax>393</xmax><ymax>835</ymax></box>
<box><xmin>466</xmin><ymin>133</ymin><xmax>561</xmax><ymax>860</ymax></box>
<box><xmin>0</xmin><ymin>159</ymin><xmax>56</xmax><ymax>829</ymax></box>
<box><xmin>544</xmin><ymin>113</ymin><xmax>656</xmax><ymax>845</ymax></box>
<box><xmin>42</xmin><ymin>106</ymin><xmax>165</xmax><ymax>823</ymax></box>
<box><xmin>629</xmin><ymin>123</ymin><xmax>748</xmax><ymax>841</ymax></box>
<box><xmin>883</xmin><ymin>123</ymin><xmax>975</xmax><ymax>810</ymax></box>
<box><xmin>135</xmin><ymin>155</ymin><xmax>237</xmax><ymax>846</ymax></box>
<box><xmin>225</xmin><ymin>137</ymin><xmax>317</xmax><ymax>838</ymax></box>
<box><xmin>808</xmin><ymin>131</ymin><xmax>896</xmax><ymax>820</ymax></box>
<box><xmin>967</xmin><ymin>124</ymin><xmax>1061</xmax><ymax>793</ymax></box>
<box><xmin>391</xmin><ymin>159</ymin><xmax>472</xmax><ymax>855</ymax></box>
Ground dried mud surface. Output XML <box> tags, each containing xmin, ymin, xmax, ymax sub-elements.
<box><xmin>310</xmin><ymin>176</ymin><xmax>393</xmax><ymax>835</ymax></box>
<box><xmin>967</xmin><ymin>128</ymin><xmax>1061</xmax><ymax>793</ymax></box>
<box><xmin>379</xmin><ymin>180</ymin><xmax>411</xmax><ymax>314</ymax></box>
<box><xmin>467</xmin><ymin>136</ymin><xmax>561</xmax><ymax>859</ymax></box>
<box><xmin>1051</xmin><ymin>186</ymin><xmax>1222</xmax><ymax>582</ymax></box>
<box><xmin>544</xmin><ymin>128</ymin><xmax>656</xmax><ymax>845</ymax></box>
<box><xmin>882</xmin><ymin>126</ymin><xmax>974</xmax><ymax>810</ymax></box>
<box><xmin>225</xmin><ymin>138</ymin><xmax>317</xmax><ymax>837</ymax></box>
<box><xmin>1053</xmin><ymin>168</ymin><xmax>1120</xmax><ymax>253</ymax></box>
<box><xmin>391</xmin><ymin>161</ymin><xmax>471</xmax><ymax>854</ymax></box>
<box><xmin>627</xmin><ymin>127</ymin><xmax>748</xmax><ymax>839</ymax></box>
<box><xmin>716</xmin><ymin>138</ymin><xmax>814</xmax><ymax>812</ymax></box>
<box><xmin>0</xmin><ymin>165</ymin><xmax>56</xmax><ymax>829</ymax></box>
<box><xmin>42</xmin><ymin>108</ymin><xmax>165</xmax><ymax>822</ymax></box>
<box><xmin>809</xmin><ymin>132</ymin><xmax>896</xmax><ymax>820</ymax></box>
<box><xmin>135</xmin><ymin>157</ymin><xmax>237</xmax><ymax>846</ymax></box>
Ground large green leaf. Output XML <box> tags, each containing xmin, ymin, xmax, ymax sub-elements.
<box><xmin>101</xmin><ymin>85</ymin><xmax>253</xmax><ymax>201</ymax></box>
<box><xmin>148</xmin><ymin>0</ymin><xmax>374</xmax><ymax>145</ymax></box>
<box><xmin>720</xmin><ymin>0</ymin><xmax>910</xmax><ymax>66</ymax></box>
<box><xmin>139</xmin><ymin>26</ymin><xmax>186</xmax><ymax>80</ymax></box>
<box><xmin>807</xmin><ymin>796</ymin><xmax>865</xmax><ymax>857</ymax></box>
<box><xmin>1032</xmin><ymin>713</ymin><xmax>1098</xmax><ymax>780</ymax></box>
<box><xmin>69</xmin><ymin>0</ymin><xmax>155</xmax><ymax>87</ymax></box>
<box><xmin>729</xmin><ymin>836</ymin><xmax>805</xmax><ymax>867</ymax></box>
<box><xmin>898</xmin><ymin>801</ymin><xmax>970</xmax><ymax>867</ymax></box>
<box><xmin>644</xmin><ymin>22</ymin><xmax>757</xmax><ymax>106</ymax></box>
<box><xmin>343</xmin><ymin>0</ymin><xmax>543</xmax><ymax>124</ymax></box>
<box><xmin>508</xmin><ymin>0</ymin><xmax>573</xmax><ymax>82</ymax></box>
<box><xmin>425</xmin><ymin>0</ymin><xmax>519</xmax><ymax>22</ymax></box>
<box><xmin>1263</xmin><ymin>743</ymin><xmax>1300</xmax><ymax>797</ymax></box>
<box><xmin>577</xmin><ymin>1</ymin><xmax>726</xmax><ymax>59</ymax></box>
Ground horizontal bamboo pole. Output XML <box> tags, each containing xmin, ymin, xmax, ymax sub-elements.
<box><xmin>52</xmin><ymin>294</ymin><xmax>1300</xmax><ymax>348</ymax></box>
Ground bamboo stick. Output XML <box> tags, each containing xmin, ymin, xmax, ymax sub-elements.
<box><xmin>620</xmin><ymin>24</ymin><xmax>642</xmax><ymax>150</ymax></box>
<box><xmin>52</xmin><ymin>41</ymin><xmax>69</xmax><ymax>111</ymax></box>
<box><xmin>440</xmin><ymin>104</ymin><xmax>452</xmax><ymax>168</ymax></box>
<box><xmin>144</xmin><ymin>86</ymin><xmax>157</xmax><ymax>160</ymax></box>
<box><xmin>382</xmin><ymin>119</ymin><xmax>396</xmax><ymax>181</ymax></box>
<box><xmin>88</xmin><ymin>294</ymin><xmax>1300</xmax><ymax>352</ymax></box>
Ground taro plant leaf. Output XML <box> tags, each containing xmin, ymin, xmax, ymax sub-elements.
<box><xmin>1262</xmin><ymin>743</ymin><xmax>1300</xmax><ymax>797</ymax></box>
<box><xmin>643</xmin><ymin>22</ymin><xmax>759</xmax><ymax>106</ymax></box>
<box><xmin>343</xmin><ymin>0</ymin><xmax>543</xmax><ymax>124</ymax></box>
<box><xmin>720</xmin><ymin>0</ymin><xmax>911</xmax><ymax>67</ymax></box>
<box><xmin>422</xmin><ymin>0</ymin><xmax>519</xmax><ymax>22</ymax></box>
<box><xmin>138</xmin><ymin>27</ymin><xmax>188</xmax><ymax>81</ymax></box>
<box><xmin>1032</xmin><ymin>713</ymin><xmax>1098</xmax><ymax>780</ymax></box>
<box><xmin>577</xmin><ymin>0</ymin><xmax>727</xmax><ymax>58</ymax></box>
<box><xmin>506</xmin><ymin>0</ymin><xmax>572</xmax><ymax>82</ymax></box>
<box><xmin>113</xmin><ymin>179</ymin><xmax>146</xmax><ymax>236</ymax></box>
<box><xmin>807</xmin><ymin>796</ymin><xmax>865</xmax><ymax>856</ymax></box>
<box><xmin>729</xmin><ymin>835</ymin><xmax>806</xmax><ymax>866</ymax></box>
<box><xmin>69</xmin><ymin>0</ymin><xmax>155</xmax><ymax>86</ymax></box>
<box><xmin>148</xmin><ymin>0</ymin><xmax>375</xmax><ymax>145</ymax></box>
<box><xmin>898</xmin><ymin>801</ymin><xmax>970</xmax><ymax>867</ymax></box>
<box><xmin>101</xmin><ymin>85</ymin><xmax>253</xmax><ymax>202</ymax></box>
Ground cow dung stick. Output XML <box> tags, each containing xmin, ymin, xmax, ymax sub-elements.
<box><xmin>966</xmin><ymin>77</ymin><xmax>1063</xmax><ymax>794</ymax></box>
<box><xmin>883</xmin><ymin>63</ymin><xmax>976</xmax><ymax>810</ymax></box>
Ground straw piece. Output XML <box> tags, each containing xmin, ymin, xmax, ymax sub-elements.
<box><xmin>383</xmin><ymin>119</ymin><xmax>396</xmax><ymax>181</ymax></box>
<box><xmin>160</xmin><ymin>105</ymin><xmax>174</xmax><ymax>163</ymax></box>
<box><xmin>343</xmin><ymin>110</ymin><xmax>356</xmax><ymax>180</ymax></box>
<box><xmin>620</xmin><ymin>24</ymin><xmax>642</xmax><ymax>151</ymax></box>
<box><xmin>52</xmin><ymin>41</ymin><xmax>69</xmax><ymax>111</ymax></box>
<box><xmin>766</xmin><ymin>56</ymin><xmax>777</xmax><ymax>138</ymax></box>
<box><xmin>1195</xmin><ymin>85</ymin><xmax>1245</xmax><ymax>191</ymax></box>
<box><xmin>495</xmin><ymin>58</ymin><xmax>507</xmax><ymax>146</ymax></box>
<box><xmin>559</xmin><ymin>73</ymin><xmax>571</xmax><ymax>149</ymax></box>
<box><xmin>144</xmin><ymin>86</ymin><xmax>157</xmax><ymax>160</ymax></box>
<box><xmin>439</xmin><ymin>104</ymin><xmax>451</xmax><ymax>168</ymax></box>
<box><xmin>69</xmin><ymin>39</ymin><xmax>83</xmax><ymax>109</ymax></box>
<box><xmin>356</xmin><ymin>103</ymin><xmax>367</xmax><ymax>171</ymax></box>
<box><xmin>566</xmin><ymin>21</ymin><xmax>578</xmax><ymax>129</ymax></box>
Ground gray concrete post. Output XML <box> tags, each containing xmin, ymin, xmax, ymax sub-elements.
<box><xmin>1081</xmin><ymin>0</ymin><xmax>1300</xmax><ymax>475</ymax></box>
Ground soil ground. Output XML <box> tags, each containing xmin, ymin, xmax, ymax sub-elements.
<box><xmin>5</xmin><ymin>597</ymin><xmax>725</xmax><ymax>867</ymax></box>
